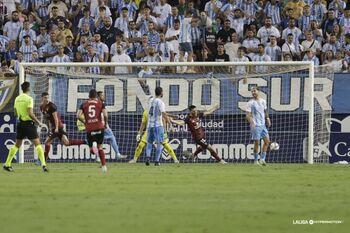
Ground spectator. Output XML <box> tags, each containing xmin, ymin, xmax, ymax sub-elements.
<box><xmin>332</xmin><ymin>50</ymin><xmax>348</xmax><ymax>72</ymax></box>
<box><xmin>322</xmin><ymin>33</ymin><xmax>342</xmax><ymax>59</ymax></box>
<box><xmin>283</xmin><ymin>52</ymin><xmax>293</xmax><ymax>61</ymax></box>
<box><xmin>136</xmin><ymin>5</ymin><xmax>157</xmax><ymax>35</ymax></box>
<box><xmin>310</xmin><ymin>19</ymin><xmax>323</xmax><ymax>44</ymax></box>
<box><xmin>48</xmin><ymin>0</ymin><xmax>68</xmax><ymax>18</ymax></box>
<box><xmin>224</xmin><ymin>32</ymin><xmax>241</xmax><ymax>61</ymax></box>
<box><xmin>323</xmin><ymin>50</ymin><xmax>334</xmax><ymax>65</ymax></box>
<box><xmin>301</xmin><ymin>30</ymin><xmax>321</xmax><ymax>57</ymax></box>
<box><xmin>4</xmin><ymin>40</ymin><xmax>17</xmax><ymax>62</ymax></box>
<box><xmin>328</xmin><ymin>0</ymin><xmax>346</xmax><ymax>18</ymax></box>
<box><xmin>55</xmin><ymin>20</ymin><xmax>73</xmax><ymax>46</ymax></box>
<box><xmin>227</xmin><ymin>8</ymin><xmax>244</xmax><ymax>40</ymax></box>
<box><xmin>242</xmin><ymin>29</ymin><xmax>260</xmax><ymax>60</ymax></box>
<box><xmin>165</xmin><ymin>19</ymin><xmax>180</xmax><ymax>59</ymax></box>
<box><xmin>94</xmin><ymin>6</ymin><xmax>108</xmax><ymax>31</ymax></box>
<box><xmin>343</xmin><ymin>33</ymin><xmax>350</xmax><ymax>63</ymax></box>
<box><xmin>78</xmin><ymin>7</ymin><xmax>95</xmax><ymax>32</ymax></box>
<box><xmin>114</xmin><ymin>7</ymin><xmax>129</xmax><ymax>32</ymax></box>
<box><xmin>118</xmin><ymin>0</ymin><xmax>138</xmax><ymax>21</ymax></box>
<box><xmin>147</xmin><ymin>21</ymin><xmax>160</xmax><ymax>47</ymax></box>
<box><xmin>265</xmin><ymin>35</ymin><xmax>282</xmax><ymax>61</ymax></box>
<box><xmin>177</xmin><ymin>0</ymin><xmax>187</xmax><ymax>16</ymax></box>
<box><xmin>32</xmin><ymin>0</ymin><xmax>50</xmax><ymax>22</ymax></box>
<box><xmin>240</xmin><ymin>0</ymin><xmax>261</xmax><ymax>25</ymax></box>
<box><xmin>311</xmin><ymin>0</ymin><xmax>327</xmax><ymax>25</ymax></box>
<box><xmin>52</xmin><ymin>44</ymin><xmax>70</xmax><ymax>73</ymax></box>
<box><xmin>252</xmin><ymin>44</ymin><xmax>271</xmax><ymax>73</ymax></box>
<box><xmin>92</xmin><ymin>0</ymin><xmax>111</xmax><ymax>19</ymax></box>
<box><xmin>28</xmin><ymin>11</ymin><xmax>43</xmax><ymax>32</ymax></box>
<box><xmin>85</xmin><ymin>43</ymin><xmax>103</xmax><ymax>74</ymax></box>
<box><xmin>216</xmin><ymin>19</ymin><xmax>236</xmax><ymax>44</ymax></box>
<box><xmin>36</xmin><ymin>25</ymin><xmax>50</xmax><ymax>48</ymax></box>
<box><xmin>46</xmin><ymin>6</ymin><xmax>70</xmax><ymax>32</ymax></box>
<box><xmin>214</xmin><ymin>43</ymin><xmax>229</xmax><ymax>62</ymax></box>
<box><xmin>164</xmin><ymin>6</ymin><xmax>184</xmax><ymax>33</ymax></box>
<box><xmin>19</xmin><ymin>35</ymin><xmax>38</xmax><ymax>62</ymax></box>
<box><xmin>233</xmin><ymin>46</ymin><xmax>249</xmax><ymax>75</ymax></box>
<box><xmin>284</xmin><ymin>0</ymin><xmax>305</xmax><ymax>20</ymax></box>
<box><xmin>178</xmin><ymin>13</ymin><xmax>194</xmax><ymax>72</ymax></box>
<box><xmin>198</xmin><ymin>11</ymin><xmax>212</xmax><ymax>30</ymax></box>
<box><xmin>110</xmin><ymin>34</ymin><xmax>128</xmax><ymax>57</ymax></box>
<box><xmin>64</xmin><ymin>36</ymin><xmax>76</xmax><ymax>61</ymax></box>
<box><xmin>3</xmin><ymin>11</ymin><xmax>22</xmax><ymax>42</ymax></box>
<box><xmin>142</xmin><ymin>46</ymin><xmax>162</xmax><ymax>63</ymax></box>
<box><xmin>135</xmin><ymin>34</ymin><xmax>150</xmax><ymax>61</ymax></box>
<box><xmin>220</xmin><ymin>0</ymin><xmax>236</xmax><ymax>19</ymax></box>
<box><xmin>92</xmin><ymin>33</ymin><xmax>109</xmax><ymax>62</ymax></box>
<box><xmin>190</xmin><ymin>16</ymin><xmax>202</xmax><ymax>61</ymax></box>
<box><xmin>302</xmin><ymin>49</ymin><xmax>320</xmax><ymax>66</ymax></box>
<box><xmin>41</xmin><ymin>31</ymin><xmax>59</xmax><ymax>62</ymax></box>
<box><xmin>282</xmin><ymin>33</ymin><xmax>301</xmax><ymax>61</ymax></box>
<box><xmin>157</xmin><ymin>32</ymin><xmax>173</xmax><ymax>62</ymax></box>
<box><xmin>13</xmin><ymin>51</ymin><xmax>23</xmax><ymax>74</ymax></box>
<box><xmin>99</xmin><ymin>16</ymin><xmax>123</xmax><ymax>49</ymax></box>
<box><xmin>298</xmin><ymin>5</ymin><xmax>316</xmax><ymax>37</ymax></box>
<box><xmin>0</xmin><ymin>35</ymin><xmax>10</xmax><ymax>58</ymax></box>
<box><xmin>186</xmin><ymin>1</ymin><xmax>200</xmax><ymax>18</ymax></box>
<box><xmin>147</xmin><ymin>0</ymin><xmax>161</xmax><ymax>11</ymax></box>
<box><xmin>204</xmin><ymin>0</ymin><xmax>222</xmax><ymax>21</ymax></box>
<box><xmin>19</xmin><ymin>20</ymin><xmax>37</xmax><ymax>45</ymax></box>
<box><xmin>125</xmin><ymin>20</ymin><xmax>141</xmax><ymax>60</ymax></box>
<box><xmin>75</xmin><ymin>22</ymin><xmax>94</xmax><ymax>45</ymax></box>
<box><xmin>282</xmin><ymin>18</ymin><xmax>302</xmax><ymax>47</ymax></box>
<box><xmin>340</xmin><ymin>8</ymin><xmax>350</xmax><ymax>35</ymax></box>
<box><xmin>70</xmin><ymin>0</ymin><xmax>87</xmax><ymax>32</ymax></box>
<box><xmin>264</xmin><ymin>0</ymin><xmax>281</xmax><ymax>27</ymax></box>
<box><xmin>257</xmin><ymin>17</ymin><xmax>280</xmax><ymax>46</ymax></box>
<box><xmin>77</xmin><ymin>35</ymin><xmax>89</xmax><ymax>61</ymax></box>
<box><xmin>322</xmin><ymin>9</ymin><xmax>339</xmax><ymax>35</ymax></box>
<box><xmin>153</xmin><ymin>0</ymin><xmax>172</xmax><ymax>27</ymax></box>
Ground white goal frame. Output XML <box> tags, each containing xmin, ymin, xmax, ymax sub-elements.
<box><xmin>18</xmin><ymin>61</ymin><xmax>314</xmax><ymax>164</ymax></box>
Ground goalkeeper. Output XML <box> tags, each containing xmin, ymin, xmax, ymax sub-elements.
<box><xmin>128</xmin><ymin>106</ymin><xmax>179</xmax><ymax>164</ymax></box>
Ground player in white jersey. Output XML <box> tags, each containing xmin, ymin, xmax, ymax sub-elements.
<box><xmin>246</xmin><ymin>87</ymin><xmax>271</xmax><ymax>166</ymax></box>
<box><xmin>145</xmin><ymin>87</ymin><xmax>171</xmax><ymax>166</ymax></box>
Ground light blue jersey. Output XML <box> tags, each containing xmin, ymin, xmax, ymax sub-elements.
<box><xmin>246</xmin><ymin>98</ymin><xmax>267</xmax><ymax>126</ymax></box>
<box><xmin>148</xmin><ymin>97</ymin><xmax>165</xmax><ymax>128</ymax></box>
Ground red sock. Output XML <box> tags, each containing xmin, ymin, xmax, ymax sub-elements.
<box><xmin>68</xmin><ymin>139</ymin><xmax>85</xmax><ymax>145</ymax></box>
<box><xmin>194</xmin><ymin>147</ymin><xmax>203</xmax><ymax>156</ymax></box>
<box><xmin>44</xmin><ymin>144</ymin><xmax>51</xmax><ymax>160</ymax></box>
<box><xmin>209</xmin><ymin>148</ymin><xmax>221</xmax><ymax>161</ymax></box>
<box><xmin>98</xmin><ymin>149</ymin><xmax>106</xmax><ymax>166</ymax></box>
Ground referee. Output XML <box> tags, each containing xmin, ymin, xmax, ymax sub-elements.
<box><xmin>3</xmin><ymin>82</ymin><xmax>48</xmax><ymax>172</ymax></box>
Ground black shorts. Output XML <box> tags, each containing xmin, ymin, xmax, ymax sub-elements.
<box><xmin>48</xmin><ymin>128</ymin><xmax>67</xmax><ymax>140</ymax></box>
<box><xmin>195</xmin><ymin>138</ymin><xmax>209</xmax><ymax>149</ymax></box>
<box><xmin>87</xmin><ymin>130</ymin><xmax>104</xmax><ymax>147</ymax></box>
<box><xmin>179</xmin><ymin>42</ymin><xmax>193</xmax><ymax>53</ymax></box>
<box><xmin>16</xmin><ymin>121</ymin><xmax>39</xmax><ymax>140</ymax></box>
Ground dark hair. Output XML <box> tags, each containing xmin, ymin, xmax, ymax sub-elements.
<box><xmin>121</xmin><ymin>7</ymin><xmax>128</xmax><ymax>11</ymax></box>
<box><xmin>155</xmin><ymin>87</ymin><xmax>163</xmax><ymax>96</ymax></box>
<box><xmin>52</xmin><ymin>6</ymin><xmax>58</xmax><ymax>10</ymax></box>
<box><xmin>97</xmin><ymin>91</ymin><xmax>103</xmax><ymax>97</ymax></box>
<box><xmin>251</xmin><ymin>86</ymin><xmax>259</xmax><ymax>91</ymax></box>
<box><xmin>188</xmin><ymin>105</ymin><xmax>196</xmax><ymax>111</ymax></box>
<box><xmin>174</xmin><ymin>19</ymin><xmax>180</xmax><ymax>24</ymax></box>
<box><xmin>21</xmin><ymin>81</ymin><xmax>30</xmax><ymax>92</ymax></box>
<box><xmin>89</xmin><ymin>89</ymin><xmax>97</xmax><ymax>98</ymax></box>
<box><xmin>258</xmin><ymin>43</ymin><xmax>265</xmax><ymax>48</ymax></box>
<box><xmin>41</xmin><ymin>92</ymin><xmax>49</xmax><ymax>97</ymax></box>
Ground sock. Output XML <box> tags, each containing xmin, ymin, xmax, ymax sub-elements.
<box><xmin>163</xmin><ymin>143</ymin><xmax>177</xmax><ymax>161</ymax></box>
<box><xmin>134</xmin><ymin>141</ymin><xmax>146</xmax><ymax>160</ymax></box>
<box><xmin>98</xmin><ymin>149</ymin><xmax>106</xmax><ymax>166</ymax></box>
<box><xmin>254</xmin><ymin>153</ymin><xmax>259</xmax><ymax>161</ymax></box>
<box><xmin>68</xmin><ymin>139</ymin><xmax>85</xmax><ymax>145</ymax></box>
<box><xmin>146</xmin><ymin>143</ymin><xmax>152</xmax><ymax>159</ymax></box>
<box><xmin>261</xmin><ymin>152</ymin><xmax>267</xmax><ymax>160</ymax></box>
<box><xmin>155</xmin><ymin>144</ymin><xmax>163</xmax><ymax>162</ymax></box>
<box><xmin>194</xmin><ymin>147</ymin><xmax>203</xmax><ymax>156</ymax></box>
<box><xmin>5</xmin><ymin>145</ymin><xmax>19</xmax><ymax>167</ymax></box>
<box><xmin>44</xmin><ymin>144</ymin><xmax>51</xmax><ymax>160</ymax></box>
<box><xmin>208</xmin><ymin>147</ymin><xmax>221</xmax><ymax>161</ymax></box>
<box><xmin>36</xmin><ymin>145</ymin><xmax>46</xmax><ymax>166</ymax></box>
<box><xmin>110</xmin><ymin>136</ymin><xmax>120</xmax><ymax>155</ymax></box>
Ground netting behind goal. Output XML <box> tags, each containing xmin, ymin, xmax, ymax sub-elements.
<box><xmin>19</xmin><ymin>62</ymin><xmax>333</xmax><ymax>164</ymax></box>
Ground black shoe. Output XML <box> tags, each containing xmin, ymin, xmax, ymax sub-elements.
<box><xmin>42</xmin><ymin>166</ymin><xmax>49</xmax><ymax>172</ymax></box>
<box><xmin>3</xmin><ymin>165</ymin><xmax>14</xmax><ymax>172</ymax></box>
<box><xmin>145</xmin><ymin>159</ymin><xmax>150</xmax><ymax>166</ymax></box>
<box><xmin>154</xmin><ymin>162</ymin><xmax>160</xmax><ymax>166</ymax></box>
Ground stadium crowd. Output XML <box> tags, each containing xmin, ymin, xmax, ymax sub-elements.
<box><xmin>0</xmin><ymin>0</ymin><xmax>350</xmax><ymax>75</ymax></box>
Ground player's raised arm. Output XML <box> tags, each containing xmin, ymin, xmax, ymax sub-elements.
<box><xmin>203</xmin><ymin>104</ymin><xmax>220</xmax><ymax>116</ymax></box>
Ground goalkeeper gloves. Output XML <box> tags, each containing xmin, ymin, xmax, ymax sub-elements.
<box><xmin>136</xmin><ymin>133</ymin><xmax>141</xmax><ymax>142</ymax></box>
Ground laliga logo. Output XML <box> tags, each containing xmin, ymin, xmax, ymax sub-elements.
<box><xmin>4</xmin><ymin>139</ymin><xmax>32</xmax><ymax>150</ymax></box>
<box><xmin>162</xmin><ymin>138</ymin><xmax>181</xmax><ymax>160</ymax></box>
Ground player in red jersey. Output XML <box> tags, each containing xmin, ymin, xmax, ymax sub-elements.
<box><xmin>173</xmin><ymin>104</ymin><xmax>227</xmax><ymax>164</ymax></box>
<box><xmin>76</xmin><ymin>89</ymin><xmax>108</xmax><ymax>172</ymax></box>
<box><xmin>40</xmin><ymin>92</ymin><xmax>86</xmax><ymax>161</ymax></box>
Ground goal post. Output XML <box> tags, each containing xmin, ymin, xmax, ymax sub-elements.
<box><xmin>18</xmin><ymin>61</ymin><xmax>332</xmax><ymax>164</ymax></box>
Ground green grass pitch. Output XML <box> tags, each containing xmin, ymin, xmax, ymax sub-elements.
<box><xmin>0</xmin><ymin>163</ymin><xmax>349</xmax><ymax>233</ymax></box>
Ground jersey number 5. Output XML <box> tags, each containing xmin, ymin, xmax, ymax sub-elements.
<box><xmin>88</xmin><ymin>105</ymin><xmax>96</xmax><ymax>118</ymax></box>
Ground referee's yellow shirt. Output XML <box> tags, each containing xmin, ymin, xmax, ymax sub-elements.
<box><xmin>14</xmin><ymin>93</ymin><xmax>33</xmax><ymax>121</ymax></box>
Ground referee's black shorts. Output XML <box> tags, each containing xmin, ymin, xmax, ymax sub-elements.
<box><xmin>87</xmin><ymin>130</ymin><xmax>104</xmax><ymax>147</ymax></box>
<box><xmin>16</xmin><ymin>121</ymin><xmax>39</xmax><ymax>140</ymax></box>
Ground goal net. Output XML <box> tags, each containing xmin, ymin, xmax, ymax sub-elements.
<box><xmin>18</xmin><ymin>62</ymin><xmax>333</xmax><ymax>164</ymax></box>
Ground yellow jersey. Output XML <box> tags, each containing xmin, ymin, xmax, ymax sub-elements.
<box><xmin>14</xmin><ymin>93</ymin><xmax>33</xmax><ymax>121</ymax></box>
